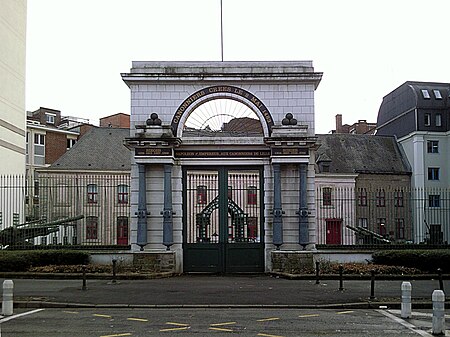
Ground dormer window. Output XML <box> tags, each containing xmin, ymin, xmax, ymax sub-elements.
<box><xmin>433</xmin><ymin>90</ymin><xmax>442</xmax><ymax>99</ymax></box>
<box><xmin>421</xmin><ymin>89</ymin><xmax>430</xmax><ymax>99</ymax></box>
<box><xmin>45</xmin><ymin>113</ymin><xmax>56</xmax><ymax>124</ymax></box>
<box><xmin>317</xmin><ymin>154</ymin><xmax>332</xmax><ymax>173</ymax></box>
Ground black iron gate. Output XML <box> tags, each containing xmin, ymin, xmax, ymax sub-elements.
<box><xmin>183</xmin><ymin>168</ymin><xmax>264</xmax><ymax>273</ymax></box>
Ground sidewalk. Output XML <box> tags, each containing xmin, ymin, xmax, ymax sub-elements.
<box><xmin>4</xmin><ymin>274</ymin><xmax>449</xmax><ymax>309</ymax></box>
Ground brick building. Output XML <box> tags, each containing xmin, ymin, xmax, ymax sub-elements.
<box><xmin>100</xmin><ymin>113</ymin><xmax>130</xmax><ymax>128</ymax></box>
<box><xmin>26</xmin><ymin>108</ymin><xmax>79</xmax><ymax>172</ymax></box>
<box><xmin>316</xmin><ymin>133</ymin><xmax>412</xmax><ymax>245</ymax></box>
<box><xmin>334</xmin><ymin>114</ymin><xmax>376</xmax><ymax>134</ymax></box>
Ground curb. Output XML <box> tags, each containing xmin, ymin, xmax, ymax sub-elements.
<box><xmin>14</xmin><ymin>300</ymin><xmax>449</xmax><ymax>310</ymax></box>
<box><xmin>0</xmin><ymin>272</ymin><xmax>177</xmax><ymax>280</ymax></box>
<box><xmin>271</xmin><ymin>272</ymin><xmax>450</xmax><ymax>280</ymax></box>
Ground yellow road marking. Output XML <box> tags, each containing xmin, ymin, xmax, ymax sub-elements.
<box><xmin>209</xmin><ymin>327</ymin><xmax>234</xmax><ymax>332</ymax></box>
<box><xmin>210</xmin><ymin>321</ymin><xmax>237</xmax><ymax>326</ymax></box>
<box><xmin>165</xmin><ymin>322</ymin><xmax>189</xmax><ymax>326</ymax></box>
<box><xmin>63</xmin><ymin>311</ymin><xmax>79</xmax><ymax>314</ymax></box>
<box><xmin>257</xmin><ymin>317</ymin><xmax>280</xmax><ymax>322</ymax></box>
<box><xmin>100</xmin><ymin>333</ymin><xmax>132</xmax><ymax>337</ymax></box>
<box><xmin>93</xmin><ymin>314</ymin><xmax>112</xmax><ymax>318</ymax></box>
<box><xmin>127</xmin><ymin>317</ymin><xmax>148</xmax><ymax>322</ymax></box>
<box><xmin>298</xmin><ymin>314</ymin><xmax>320</xmax><ymax>318</ymax></box>
<box><xmin>336</xmin><ymin>310</ymin><xmax>354</xmax><ymax>315</ymax></box>
<box><xmin>257</xmin><ymin>333</ymin><xmax>284</xmax><ymax>337</ymax></box>
<box><xmin>159</xmin><ymin>327</ymin><xmax>189</xmax><ymax>332</ymax></box>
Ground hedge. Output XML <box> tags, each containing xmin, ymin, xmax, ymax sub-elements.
<box><xmin>372</xmin><ymin>249</ymin><xmax>450</xmax><ymax>273</ymax></box>
<box><xmin>0</xmin><ymin>250</ymin><xmax>90</xmax><ymax>272</ymax></box>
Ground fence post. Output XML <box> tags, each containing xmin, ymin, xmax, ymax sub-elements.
<box><xmin>432</xmin><ymin>289</ymin><xmax>445</xmax><ymax>335</ymax></box>
<box><xmin>401</xmin><ymin>281</ymin><xmax>411</xmax><ymax>318</ymax></box>
<box><xmin>111</xmin><ymin>259</ymin><xmax>117</xmax><ymax>284</ymax></box>
<box><xmin>437</xmin><ymin>268</ymin><xmax>444</xmax><ymax>292</ymax></box>
<box><xmin>2</xmin><ymin>280</ymin><xmax>14</xmax><ymax>316</ymax></box>
<box><xmin>82</xmin><ymin>265</ymin><xmax>87</xmax><ymax>290</ymax></box>
<box><xmin>369</xmin><ymin>270</ymin><xmax>376</xmax><ymax>300</ymax></box>
<box><xmin>338</xmin><ymin>265</ymin><xmax>344</xmax><ymax>291</ymax></box>
<box><xmin>315</xmin><ymin>261</ymin><xmax>320</xmax><ymax>284</ymax></box>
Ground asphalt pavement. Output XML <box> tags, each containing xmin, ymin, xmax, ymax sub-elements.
<box><xmin>3</xmin><ymin>274</ymin><xmax>449</xmax><ymax>309</ymax></box>
<box><xmin>3</xmin><ymin>307</ymin><xmax>448</xmax><ymax>337</ymax></box>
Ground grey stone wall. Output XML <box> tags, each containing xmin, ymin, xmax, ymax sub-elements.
<box><xmin>271</xmin><ymin>251</ymin><xmax>314</xmax><ymax>274</ymax></box>
<box><xmin>133</xmin><ymin>252</ymin><xmax>175</xmax><ymax>273</ymax></box>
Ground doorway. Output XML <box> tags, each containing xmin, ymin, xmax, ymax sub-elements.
<box><xmin>326</xmin><ymin>218</ymin><xmax>342</xmax><ymax>245</ymax></box>
<box><xmin>183</xmin><ymin>168</ymin><xmax>264</xmax><ymax>273</ymax></box>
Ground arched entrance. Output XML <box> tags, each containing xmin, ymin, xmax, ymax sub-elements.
<box><xmin>176</xmin><ymin>90</ymin><xmax>268</xmax><ymax>273</ymax></box>
<box><xmin>122</xmin><ymin>61</ymin><xmax>322</xmax><ymax>274</ymax></box>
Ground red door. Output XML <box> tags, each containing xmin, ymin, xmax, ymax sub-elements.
<box><xmin>117</xmin><ymin>216</ymin><xmax>129</xmax><ymax>245</ymax></box>
<box><xmin>326</xmin><ymin>219</ymin><xmax>342</xmax><ymax>244</ymax></box>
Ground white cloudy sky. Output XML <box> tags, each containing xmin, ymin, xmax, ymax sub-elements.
<box><xmin>26</xmin><ymin>0</ymin><xmax>450</xmax><ymax>133</ymax></box>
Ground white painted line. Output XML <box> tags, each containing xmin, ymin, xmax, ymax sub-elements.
<box><xmin>165</xmin><ymin>322</ymin><xmax>189</xmax><ymax>327</ymax></box>
<box><xmin>209</xmin><ymin>327</ymin><xmax>234</xmax><ymax>332</ymax></box>
<box><xmin>0</xmin><ymin>309</ymin><xmax>45</xmax><ymax>323</ymax></box>
<box><xmin>160</xmin><ymin>326</ymin><xmax>189</xmax><ymax>332</ymax></box>
<box><xmin>388</xmin><ymin>309</ymin><xmax>450</xmax><ymax>319</ymax></box>
<box><xmin>376</xmin><ymin>309</ymin><xmax>434</xmax><ymax>337</ymax></box>
<box><xmin>257</xmin><ymin>317</ymin><xmax>280</xmax><ymax>322</ymax></box>
<box><xmin>257</xmin><ymin>333</ymin><xmax>284</xmax><ymax>337</ymax></box>
<box><xmin>210</xmin><ymin>321</ymin><xmax>237</xmax><ymax>326</ymax></box>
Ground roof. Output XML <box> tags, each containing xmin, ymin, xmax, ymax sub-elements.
<box><xmin>316</xmin><ymin>134</ymin><xmax>411</xmax><ymax>175</ymax></box>
<box><xmin>377</xmin><ymin>81</ymin><xmax>450</xmax><ymax>127</ymax></box>
<box><xmin>47</xmin><ymin>127</ymin><xmax>131</xmax><ymax>171</ymax></box>
<box><xmin>122</xmin><ymin>61</ymin><xmax>323</xmax><ymax>89</ymax></box>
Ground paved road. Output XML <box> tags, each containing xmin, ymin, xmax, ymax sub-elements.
<box><xmin>6</xmin><ymin>275</ymin><xmax>449</xmax><ymax>307</ymax></box>
<box><xmin>1</xmin><ymin>307</ymin><xmax>448</xmax><ymax>337</ymax></box>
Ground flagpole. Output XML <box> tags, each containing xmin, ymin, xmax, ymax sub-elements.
<box><xmin>220</xmin><ymin>0</ymin><xmax>224</xmax><ymax>61</ymax></box>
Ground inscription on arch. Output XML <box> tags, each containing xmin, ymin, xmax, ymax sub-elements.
<box><xmin>171</xmin><ymin>85</ymin><xmax>274</xmax><ymax>136</ymax></box>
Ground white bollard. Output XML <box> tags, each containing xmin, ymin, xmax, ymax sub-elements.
<box><xmin>401</xmin><ymin>281</ymin><xmax>412</xmax><ymax>319</ymax></box>
<box><xmin>432</xmin><ymin>289</ymin><xmax>445</xmax><ymax>335</ymax></box>
<box><xmin>2</xmin><ymin>280</ymin><xmax>14</xmax><ymax>316</ymax></box>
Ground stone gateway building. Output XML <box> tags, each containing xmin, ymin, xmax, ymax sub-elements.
<box><xmin>121</xmin><ymin>61</ymin><xmax>322</xmax><ymax>273</ymax></box>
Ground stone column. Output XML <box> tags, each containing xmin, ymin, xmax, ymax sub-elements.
<box><xmin>272</xmin><ymin>163</ymin><xmax>283</xmax><ymax>249</ymax></box>
<box><xmin>298</xmin><ymin>163</ymin><xmax>309</xmax><ymax>247</ymax></box>
<box><xmin>136</xmin><ymin>164</ymin><xmax>148</xmax><ymax>250</ymax></box>
<box><xmin>162</xmin><ymin>164</ymin><xmax>174</xmax><ymax>250</ymax></box>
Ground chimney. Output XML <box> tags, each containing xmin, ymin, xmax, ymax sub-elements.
<box><xmin>336</xmin><ymin>114</ymin><xmax>343</xmax><ymax>133</ymax></box>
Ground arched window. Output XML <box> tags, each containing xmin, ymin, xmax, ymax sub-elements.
<box><xmin>183</xmin><ymin>98</ymin><xmax>263</xmax><ymax>137</ymax></box>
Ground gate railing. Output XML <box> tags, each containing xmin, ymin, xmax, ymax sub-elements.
<box><xmin>0</xmin><ymin>174</ymin><xmax>130</xmax><ymax>249</ymax></box>
<box><xmin>316</xmin><ymin>187</ymin><xmax>450</xmax><ymax>247</ymax></box>
<box><xmin>2</xmin><ymin>175</ymin><xmax>449</xmax><ymax>249</ymax></box>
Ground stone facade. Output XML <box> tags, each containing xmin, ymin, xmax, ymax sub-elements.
<box><xmin>122</xmin><ymin>61</ymin><xmax>322</xmax><ymax>273</ymax></box>
<box><xmin>0</xmin><ymin>0</ymin><xmax>27</xmax><ymax>176</ymax></box>
<box><xmin>133</xmin><ymin>251</ymin><xmax>175</xmax><ymax>273</ymax></box>
<box><xmin>271</xmin><ymin>251</ymin><xmax>314</xmax><ymax>274</ymax></box>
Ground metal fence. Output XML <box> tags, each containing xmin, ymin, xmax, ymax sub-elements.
<box><xmin>316</xmin><ymin>187</ymin><xmax>450</xmax><ymax>247</ymax></box>
<box><xmin>0</xmin><ymin>174</ymin><xmax>130</xmax><ymax>249</ymax></box>
<box><xmin>1</xmin><ymin>175</ymin><xmax>449</xmax><ymax>250</ymax></box>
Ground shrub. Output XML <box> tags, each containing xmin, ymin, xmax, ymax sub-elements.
<box><xmin>372</xmin><ymin>250</ymin><xmax>450</xmax><ymax>273</ymax></box>
<box><xmin>0</xmin><ymin>250</ymin><xmax>90</xmax><ymax>272</ymax></box>
<box><xmin>316</xmin><ymin>260</ymin><xmax>420</xmax><ymax>275</ymax></box>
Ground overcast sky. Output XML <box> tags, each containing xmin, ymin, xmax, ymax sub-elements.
<box><xmin>26</xmin><ymin>0</ymin><xmax>450</xmax><ymax>134</ymax></box>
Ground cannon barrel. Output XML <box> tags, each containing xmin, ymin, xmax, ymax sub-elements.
<box><xmin>346</xmin><ymin>225</ymin><xmax>391</xmax><ymax>243</ymax></box>
<box><xmin>17</xmin><ymin>215</ymin><xmax>84</xmax><ymax>228</ymax></box>
<box><xmin>38</xmin><ymin>215</ymin><xmax>84</xmax><ymax>227</ymax></box>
